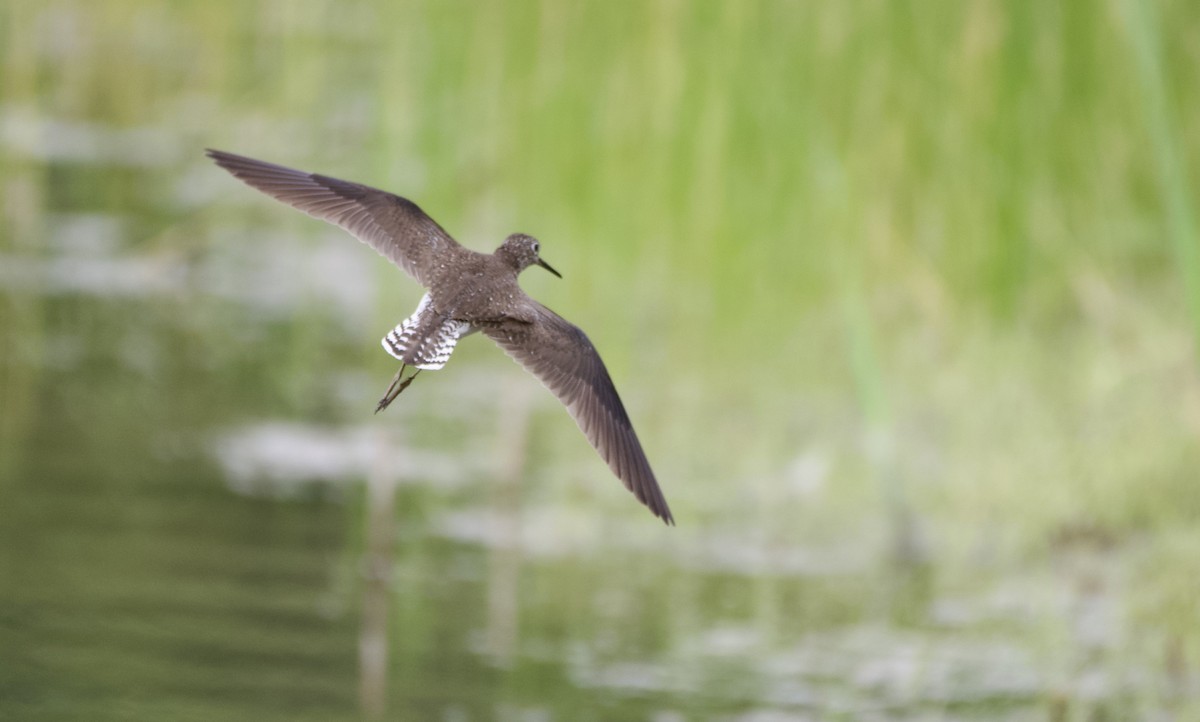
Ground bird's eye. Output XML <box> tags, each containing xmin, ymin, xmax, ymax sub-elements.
<box><xmin>532</xmin><ymin>242</ymin><xmax>539</xmax><ymax>253</ymax></box>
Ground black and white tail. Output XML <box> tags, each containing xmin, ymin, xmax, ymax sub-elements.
<box><xmin>381</xmin><ymin>293</ymin><xmax>471</xmax><ymax>370</ymax></box>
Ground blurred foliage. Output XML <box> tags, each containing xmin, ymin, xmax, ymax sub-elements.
<box><xmin>2</xmin><ymin>0</ymin><xmax>1200</xmax><ymax>719</ymax></box>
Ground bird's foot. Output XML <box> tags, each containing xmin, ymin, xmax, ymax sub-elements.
<box><xmin>375</xmin><ymin>365</ymin><xmax>421</xmax><ymax>414</ymax></box>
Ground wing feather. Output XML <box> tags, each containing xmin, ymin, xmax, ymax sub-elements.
<box><xmin>483</xmin><ymin>305</ymin><xmax>673</xmax><ymax>524</ymax></box>
<box><xmin>207</xmin><ymin>149</ymin><xmax>468</xmax><ymax>286</ymax></box>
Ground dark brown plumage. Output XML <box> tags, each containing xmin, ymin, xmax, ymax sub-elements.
<box><xmin>206</xmin><ymin>149</ymin><xmax>673</xmax><ymax>525</ymax></box>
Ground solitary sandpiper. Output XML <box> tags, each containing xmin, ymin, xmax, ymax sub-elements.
<box><xmin>207</xmin><ymin>150</ymin><xmax>673</xmax><ymax>524</ymax></box>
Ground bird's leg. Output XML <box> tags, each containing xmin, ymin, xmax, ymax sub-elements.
<box><xmin>375</xmin><ymin>365</ymin><xmax>421</xmax><ymax>414</ymax></box>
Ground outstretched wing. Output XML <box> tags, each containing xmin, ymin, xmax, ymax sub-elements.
<box><xmin>483</xmin><ymin>305</ymin><xmax>673</xmax><ymax>525</ymax></box>
<box><xmin>207</xmin><ymin>149</ymin><xmax>468</xmax><ymax>286</ymax></box>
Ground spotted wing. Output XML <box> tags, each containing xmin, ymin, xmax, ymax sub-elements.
<box><xmin>483</xmin><ymin>305</ymin><xmax>673</xmax><ymax>525</ymax></box>
<box><xmin>207</xmin><ymin>149</ymin><xmax>468</xmax><ymax>286</ymax></box>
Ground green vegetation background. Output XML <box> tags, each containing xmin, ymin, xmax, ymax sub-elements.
<box><xmin>2</xmin><ymin>0</ymin><xmax>1200</xmax><ymax>716</ymax></box>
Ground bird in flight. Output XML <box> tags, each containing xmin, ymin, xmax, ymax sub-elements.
<box><xmin>207</xmin><ymin>150</ymin><xmax>673</xmax><ymax>524</ymax></box>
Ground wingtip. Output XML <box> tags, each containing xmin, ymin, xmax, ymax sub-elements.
<box><xmin>647</xmin><ymin>482</ymin><xmax>674</xmax><ymax>526</ymax></box>
<box><xmin>651</xmin><ymin>498</ymin><xmax>675</xmax><ymax>526</ymax></box>
<box><xmin>205</xmin><ymin>148</ymin><xmax>254</xmax><ymax>168</ymax></box>
<box><xmin>205</xmin><ymin>148</ymin><xmax>235</xmax><ymax>167</ymax></box>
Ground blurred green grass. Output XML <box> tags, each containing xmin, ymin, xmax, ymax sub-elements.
<box><xmin>3</xmin><ymin>0</ymin><xmax>1200</xmax><ymax>695</ymax></box>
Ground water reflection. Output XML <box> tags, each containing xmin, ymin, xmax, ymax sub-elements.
<box><xmin>0</xmin><ymin>225</ymin><xmax>1167</xmax><ymax>719</ymax></box>
<box><xmin>214</xmin><ymin>422</ymin><xmax>470</xmax><ymax>498</ymax></box>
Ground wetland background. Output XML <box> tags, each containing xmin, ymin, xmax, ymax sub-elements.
<box><xmin>2</xmin><ymin>1</ymin><xmax>1200</xmax><ymax>720</ymax></box>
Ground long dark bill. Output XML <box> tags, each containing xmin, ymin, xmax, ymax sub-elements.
<box><xmin>537</xmin><ymin>258</ymin><xmax>562</xmax><ymax>278</ymax></box>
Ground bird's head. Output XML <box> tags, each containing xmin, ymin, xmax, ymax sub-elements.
<box><xmin>498</xmin><ymin>233</ymin><xmax>561</xmax><ymax>278</ymax></box>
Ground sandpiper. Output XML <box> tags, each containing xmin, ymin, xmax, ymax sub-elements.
<box><xmin>207</xmin><ymin>150</ymin><xmax>673</xmax><ymax>524</ymax></box>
